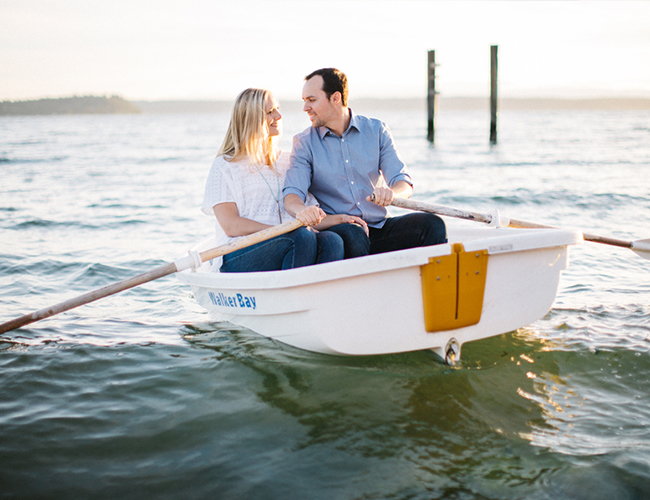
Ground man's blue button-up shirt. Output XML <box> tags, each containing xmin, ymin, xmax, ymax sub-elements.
<box><xmin>283</xmin><ymin>110</ymin><xmax>412</xmax><ymax>229</ymax></box>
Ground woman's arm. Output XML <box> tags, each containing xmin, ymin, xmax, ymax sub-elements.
<box><xmin>213</xmin><ymin>203</ymin><xmax>271</xmax><ymax>237</ymax></box>
<box><xmin>215</xmin><ymin>200</ymin><xmax>328</xmax><ymax>238</ymax></box>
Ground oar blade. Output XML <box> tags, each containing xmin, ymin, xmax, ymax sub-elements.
<box><xmin>631</xmin><ymin>239</ymin><xmax>650</xmax><ymax>260</ymax></box>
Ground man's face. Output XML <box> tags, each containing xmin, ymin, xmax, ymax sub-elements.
<box><xmin>302</xmin><ymin>75</ymin><xmax>337</xmax><ymax>129</ymax></box>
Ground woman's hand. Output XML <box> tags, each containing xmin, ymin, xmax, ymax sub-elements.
<box><xmin>314</xmin><ymin>213</ymin><xmax>369</xmax><ymax>236</ymax></box>
<box><xmin>338</xmin><ymin>215</ymin><xmax>369</xmax><ymax>236</ymax></box>
<box><xmin>296</xmin><ymin>206</ymin><xmax>326</xmax><ymax>227</ymax></box>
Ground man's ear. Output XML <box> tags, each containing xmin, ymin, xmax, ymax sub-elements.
<box><xmin>331</xmin><ymin>91</ymin><xmax>342</xmax><ymax>105</ymax></box>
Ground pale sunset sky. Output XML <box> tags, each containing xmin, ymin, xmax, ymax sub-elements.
<box><xmin>1</xmin><ymin>0</ymin><xmax>649</xmax><ymax>102</ymax></box>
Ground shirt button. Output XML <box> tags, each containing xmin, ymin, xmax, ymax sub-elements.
<box><xmin>351</xmin><ymin>181</ymin><xmax>354</xmax><ymax>184</ymax></box>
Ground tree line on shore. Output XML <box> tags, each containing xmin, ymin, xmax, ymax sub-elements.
<box><xmin>0</xmin><ymin>95</ymin><xmax>141</xmax><ymax>116</ymax></box>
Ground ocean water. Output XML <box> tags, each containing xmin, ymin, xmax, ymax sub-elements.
<box><xmin>1</xmin><ymin>106</ymin><xmax>649</xmax><ymax>499</ymax></box>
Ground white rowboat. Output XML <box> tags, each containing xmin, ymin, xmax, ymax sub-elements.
<box><xmin>177</xmin><ymin>226</ymin><xmax>582</xmax><ymax>363</ymax></box>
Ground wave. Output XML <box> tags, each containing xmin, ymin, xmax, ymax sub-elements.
<box><xmin>0</xmin><ymin>256</ymin><xmax>169</xmax><ymax>299</ymax></box>
<box><xmin>87</xmin><ymin>202</ymin><xmax>167</xmax><ymax>211</ymax></box>
<box><xmin>8</xmin><ymin>219</ymin><xmax>98</xmax><ymax>230</ymax></box>
<box><xmin>7</xmin><ymin>218</ymin><xmax>150</xmax><ymax>230</ymax></box>
<box><xmin>136</xmin><ymin>156</ymin><xmax>183</xmax><ymax>164</ymax></box>
<box><xmin>431</xmin><ymin>190</ymin><xmax>646</xmax><ymax>211</ymax></box>
<box><xmin>0</xmin><ymin>156</ymin><xmax>69</xmax><ymax>164</ymax></box>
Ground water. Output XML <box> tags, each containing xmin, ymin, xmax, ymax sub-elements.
<box><xmin>1</xmin><ymin>106</ymin><xmax>649</xmax><ymax>499</ymax></box>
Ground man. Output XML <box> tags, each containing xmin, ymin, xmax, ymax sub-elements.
<box><xmin>283</xmin><ymin>67</ymin><xmax>447</xmax><ymax>258</ymax></box>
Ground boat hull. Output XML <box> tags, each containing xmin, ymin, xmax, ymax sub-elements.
<box><xmin>177</xmin><ymin>226</ymin><xmax>582</xmax><ymax>360</ymax></box>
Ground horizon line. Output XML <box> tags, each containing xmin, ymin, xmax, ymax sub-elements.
<box><xmin>4</xmin><ymin>94</ymin><xmax>650</xmax><ymax>103</ymax></box>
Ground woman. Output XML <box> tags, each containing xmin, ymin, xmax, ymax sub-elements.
<box><xmin>202</xmin><ymin>88</ymin><xmax>344</xmax><ymax>272</ymax></box>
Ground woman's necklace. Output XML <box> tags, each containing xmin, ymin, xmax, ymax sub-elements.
<box><xmin>254</xmin><ymin>164</ymin><xmax>283</xmax><ymax>223</ymax></box>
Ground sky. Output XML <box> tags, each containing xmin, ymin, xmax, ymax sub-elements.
<box><xmin>2</xmin><ymin>0</ymin><xmax>650</xmax><ymax>102</ymax></box>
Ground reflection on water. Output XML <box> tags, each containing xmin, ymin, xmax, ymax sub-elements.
<box><xmin>182</xmin><ymin>318</ymin><xmax>650</xmax><ymax>497</ymax></box>
<box><xmin>182</xmin><ymin>323</ymin><xmax>564</xmax><ymax>483</ymax></box>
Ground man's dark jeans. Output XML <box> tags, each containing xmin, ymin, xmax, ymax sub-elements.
<box><xmin>324</xmin><ymin>212</ymin><xmax>447</xmax><ymax>259</ymax></box>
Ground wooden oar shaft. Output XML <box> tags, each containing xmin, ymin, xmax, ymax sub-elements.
<box><xmin>390</xmin><ymin>198</ymin><xmax>492</xmax><ymax>224</ymax></box>
<box><xmin>501</xmin><ymin>217</ymin><xmax>633</xmax><ymax>249</ymax></box>
<box><xmin>0</xmin><ymin>219</ymin><xmax>304</xmax><ymax>335</ymax></box>
<box><xmin>199</xmin><ymin>219</ymin><xmax>303</xmax><ymax>262</ymax></box>
<box><xmin>390</xmin><ymin>198</ymin><xmax>646</xmax><ymax>256</ymax></box>
<box><xmin>0</xmin><ymin>262</ymin><xmax>177</xmax><ymax>334</ymax></box>
<box><xmin>493</xmin><ymin>217</ymin><xmax>634</xmax><ymax>249</ymax></box>
<box><xmin>582</xmin><ymin>233</ymin><xmax>632</xmax><ymax>250</ymax></box>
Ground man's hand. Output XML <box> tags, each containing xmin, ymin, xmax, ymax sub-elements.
<box><xmin>296</xmin><ymin>206</ymin><xmax>326</xmax><ymax>227</ymax></box>
<box><xmin>367</xmin><ymin>187</ymin><xmax>395</xmax><ymax>207</ymax></box>
<box><xmin>367</xmin><ymin>181</ymin><xmax>413</xmax><ymax>207</ymax></box>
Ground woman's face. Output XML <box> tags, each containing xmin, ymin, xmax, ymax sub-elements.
<box><xmin>265</xmin><ymin>94</ymin><xmax>282</xmax><ymax>137</ymax></box>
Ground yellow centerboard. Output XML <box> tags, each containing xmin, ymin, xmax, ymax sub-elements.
<box><xmin>420</xmin><ymin>243</ymin><xmax>488</xmax><ymax>332</ymax></box>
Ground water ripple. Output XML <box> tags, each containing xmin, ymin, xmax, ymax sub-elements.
<box><xmin>1</xmin><ymin>110</ymin><xmax>649</xmax><ymax>499</ymax></box>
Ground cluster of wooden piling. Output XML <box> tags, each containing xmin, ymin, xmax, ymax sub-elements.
<box><xmin>427</xmin><ymin>46</ymin><xmax>499</xmax><ymax>144</ymax></box>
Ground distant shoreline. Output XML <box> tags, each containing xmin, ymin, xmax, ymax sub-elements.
<box><xmin>2</xmin><ymin>95</ymin><xmax>650</xmax><ymax>116</ymax></box>
<box><xmin>0</xmin><ymin>95</ymin><xmax>141</xmax><ymax>116</ymax></box>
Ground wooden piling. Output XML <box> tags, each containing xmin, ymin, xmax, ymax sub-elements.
<box><xmin>489</xmin><ymin>45</ymin><xmax>498</xmax><ymax>144</ymax></box>
<box><xmin>427</xmin><ymin>50</ymin><xmax>438</xmax><ymax>143</ymax></box>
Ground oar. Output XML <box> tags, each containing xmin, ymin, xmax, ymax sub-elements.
<box><xmin>0</xmin><ymin>219</ymin><xmax>304</xmax><ymax>335</ymax></box>
<box><xmin>389</xmin><ymin>197</ymin><xmax>650</xmax><ymax>260</ymax></box>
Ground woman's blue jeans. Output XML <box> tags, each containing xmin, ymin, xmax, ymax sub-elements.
<box><xmin>220</xmin><ymin>227</ymin><xmax>344</xmax><ymax>273</ymax></box>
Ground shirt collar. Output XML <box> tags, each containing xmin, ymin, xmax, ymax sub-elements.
<box><xmin>319</xmin><ymin>108</ymin><xmax>359</xmax><ymax>139</ymax></box>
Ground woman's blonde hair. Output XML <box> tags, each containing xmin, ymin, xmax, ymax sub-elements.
<box><xmin>218</xmin><ymin>88</ymin><xmax>279</xmax><ymax>167</ymax></box>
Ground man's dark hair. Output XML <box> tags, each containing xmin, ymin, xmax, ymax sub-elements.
<box><xmin>305</xmin><ymin>68</ymin><xmax>348</xmax><ymax>107</ymax></box>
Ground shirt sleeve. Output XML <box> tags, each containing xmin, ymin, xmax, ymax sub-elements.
<box><xmin>201</xmin><ymin>157</ymin><xmax>237</xmax><ymax>215</ymax></box>
<box><xmin>283</xmin><ymin>132</ymin><xmax>314</xmax><ymax>202</ymax></box>
<box><xmin>305</xmin><ymin>192</ymin><xmax>319</xmax><ymax>207</ymax></box>
<box><xmin>378</xmin><ymin>122</ymin><xmax>412</xmax><ymax>188</ymax></box>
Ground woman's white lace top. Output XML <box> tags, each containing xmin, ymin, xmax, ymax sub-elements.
<box><xmin>201</xmin><ymin>151</ymin><xmax>316</xmax><ymax>270</ymax></box>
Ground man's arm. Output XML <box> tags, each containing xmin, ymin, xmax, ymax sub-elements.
<box><xmin>283</xmin><ymin>193</ymin><xmax>325</xmax><ymax>226</ymax></box>
<box><xmin>369</xmin><ymin>121</ymin><xmax>413</xmax><ymax>207</ymax></box>
<box><xmin>283</xmin><ymin>132</ymin><xmax>314</xmax><ymax>207</ymax></box>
